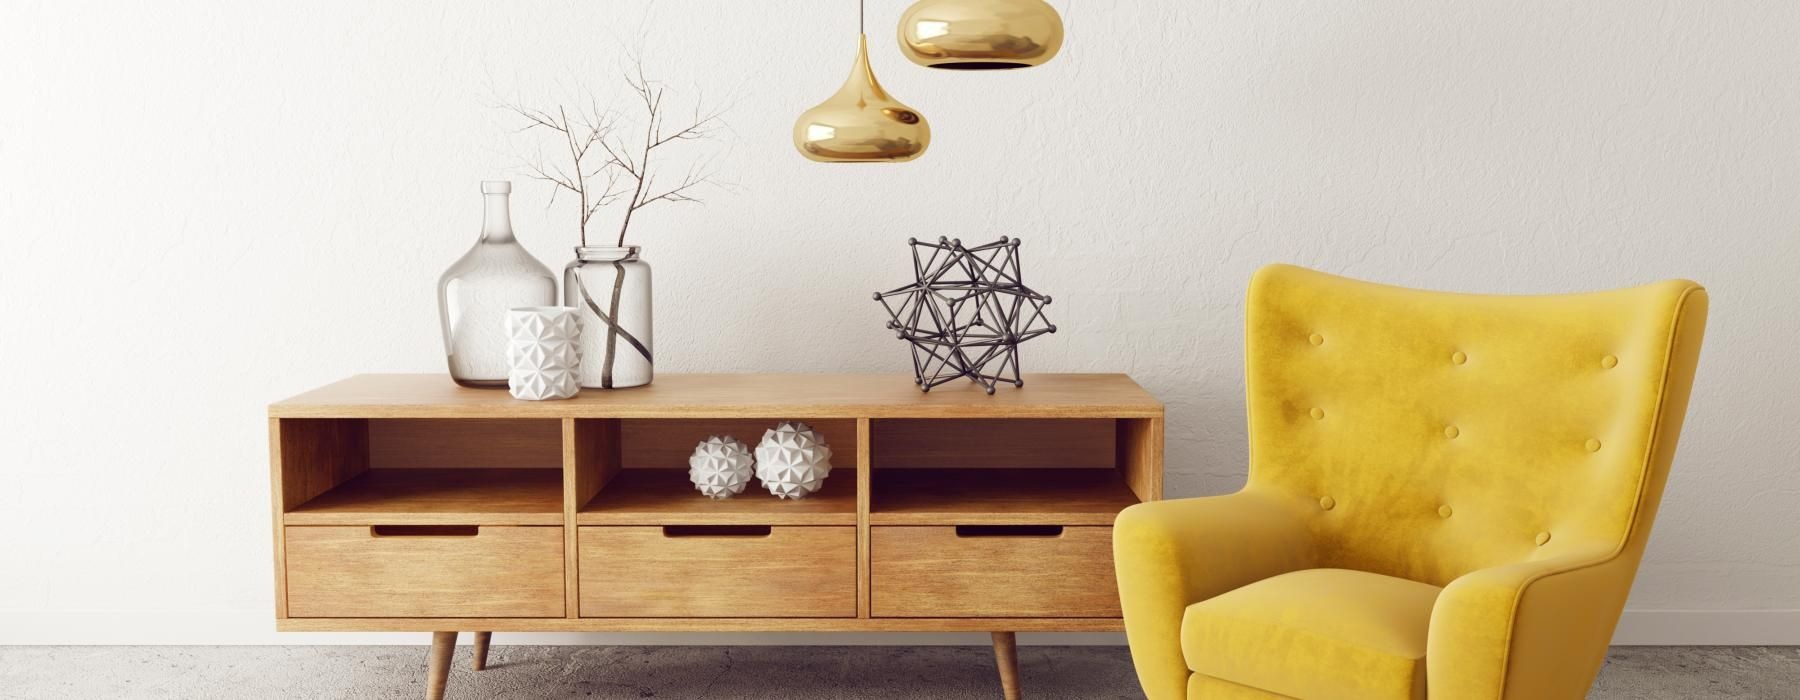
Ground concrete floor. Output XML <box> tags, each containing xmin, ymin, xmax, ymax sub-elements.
<box><xmin>1</xmin><ymin>645</ymin><xmax>1797</xmax><ymax>699</ymax></box>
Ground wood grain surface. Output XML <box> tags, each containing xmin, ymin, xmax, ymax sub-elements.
<box><xmin>368</xmin><ymin>418</ymin><xmax>562</xmax><ymax>469</ymax></box>
<box><xmin>284</xmin><ymin>525</ymin><xmax>564</xmax><ymax>618</ymax></box>
<box><xmin>271</xmin><ymin>373</ymin><xmax>1162</xmax><ymax>634</ymax></box>
<box><xmin>577</xmin><ymin>526</ymin><xmax>856</xmax><ymax>618</ymax></box>
<box><xmin>271</xmin><ymin>374</ymin><xmax>1162</xmax><ymax>419</ymax></box>
<box><xmin>870</xmin><ymin>418</ymin><xmax>1115</xmax><ymax>468</ymax></box>
<box><xmin>576</xmin><ymin>469</ymin><xmax>855</xmax><ymax>525</ymax></box>
<box><xmin>870</xmin><ymin>469</ymin><xmax>1141</xmax><ymax>525</ymax></box>
<box><xmin>871</xmin><ymin>526</ymin><xmax>1122</xmax><ymax>618</ymax></box>
<box><xmin>283</xmin><ymin>469</ymin><xmax>563</xmax><ymax>526</ymax></box>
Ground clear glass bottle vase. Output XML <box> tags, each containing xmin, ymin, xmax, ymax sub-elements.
<box><xmin>437</xmin><ymin>181</ymin><xmax>558</xmax><ymax>387</ymax></box>
<box><xmin>564</xmin><ymin>246</ymin><xmax>653</xmax><ymax>388</ymax></box>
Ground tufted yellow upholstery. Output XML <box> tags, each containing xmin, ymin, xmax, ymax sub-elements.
<box><xmin>1115</xmin><ymin>264</ymin><xmax>1709</xmax><ymax>699</ymax></box>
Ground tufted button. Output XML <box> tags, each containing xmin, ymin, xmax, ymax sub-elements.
<box><xmin>1309</xmin><ymin>333</ymin><xmax>1325</xmax><ymax>346</ymax></box>
<box><xmin>1601</xmin><ymin>355</ymin><xmax>1619</xmax><ymax>369</ymax></box>
<box><xmin>1310</xmin><ymin>407</ymin><xmax>1326</xmax><ymax>420</ymax></box>
<box><xmin>1451</xmin><ymin>351</ymin><xmax>1467</xmax><ymax>365</ymax></box>
<box><xmin>1535</xmin><ymin>531</ymin><xmax>1552</xmax><ymax>546</ymax></box>
<box><xmin>1444</xmin><ymin>425</ymin><xmax>1460</xmax><ymax>439</ymax></box>
<box><xmin>1438</xmin><ymin>505</ymin><xmax>1453</xmax><ymax>518</ymax></box>
<box><xmin>1319</xmin><ymin>496</ymin><xmax>1336</xmax><ymax>510</ymax></box>
<box><xmin>1585</xmin><ymin>438</ymin><xmax>1603</xmax><ymax>452</ymax></box>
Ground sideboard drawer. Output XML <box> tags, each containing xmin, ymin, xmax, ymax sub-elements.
<box><xmin>578</xmin><ymin>526</ymin><xmax>856</xmax><ymax>617</ymax></box>
<box><xmin>284</xmin><ymin>525</ymin><xmax>565</xmax><ymax>618</ymax></box>
<box><xmin>871</xmin><ymin>525</ymin><xmax>1121</xmax><ymax>618</ymax></box>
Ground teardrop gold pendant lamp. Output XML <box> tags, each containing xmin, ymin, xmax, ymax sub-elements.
<box><xmin>898</xmin><ymin>0</ymin><xmax>1064</xmax><ymax>70</ymax></box>
<box><xmin>793</xmin><ymin>0</ymin><xmax>930</xmax><ymax>162</ymax></box>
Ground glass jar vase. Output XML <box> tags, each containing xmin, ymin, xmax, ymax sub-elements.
<box><xmin>564</xmin><ymin>246</ymin><xmax>653</xmax><ymax>388</ymax></box>
<box><xmin>437</xmin><ymin>181</ymin><xmax>557</xmax><ymax>387</ymax></box>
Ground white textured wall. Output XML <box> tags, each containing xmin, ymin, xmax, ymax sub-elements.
<box><xmin>2</xmin><ymin>1</ymin><xmax>1796</xmax><ymax>644</ymax></box>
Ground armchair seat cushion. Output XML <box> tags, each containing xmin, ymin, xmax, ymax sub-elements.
<box><xmin>1180</xmin><ymin>568</ymin><xmax>1442</xmax><ymax>700</ymax></box>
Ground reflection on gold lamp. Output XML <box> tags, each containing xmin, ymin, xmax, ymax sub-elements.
<box><xmin>898</xmin><ymin>0</ymin><xmax>1064</xmax><ymax>69</ymax></box>
<box><xmin>793</xmin><ymin>2</ymin><xmax>931</xmax><ymax>163</ymax></box>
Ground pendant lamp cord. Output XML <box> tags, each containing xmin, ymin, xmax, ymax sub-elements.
<box><xmin>859</xmin><ymin>0</ymin><xmax>864</xmax><ymax>34</ymax></box>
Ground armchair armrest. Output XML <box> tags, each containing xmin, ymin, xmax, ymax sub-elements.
<box><xmin>1113</xmin><ymin>489</ymin><xmax>1314</xmax><ymax>700</ymax></box>
<box><xmin>1427</xmin><ymin>544</ymin><xmax>1634</xmax><ymax>699</ymax></box>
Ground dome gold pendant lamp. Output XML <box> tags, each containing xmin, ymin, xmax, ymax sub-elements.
<box><xmin>898</xmin><ymin>0</ymin><xmax>1064</xmax><ymax>69</ymax></box>
<box><xmin>794</xmin><ymin>1</ymin><xmax>930</xmax><ymax>162</ymax></box>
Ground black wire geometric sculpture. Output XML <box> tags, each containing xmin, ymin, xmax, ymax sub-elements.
<box><xmin>873</xmin><ymin>236</ymin><xmax>1056</xmax><ymax>394</ymax></box>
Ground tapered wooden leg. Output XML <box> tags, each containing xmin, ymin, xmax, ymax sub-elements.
<box><xmin>991</xmin><ymin>631</ymin><xmax>1021</xmax><ymax>700</ymax></box>
<box><xmin>427</xmin><ymin>631</ymin><xmax>458</xmax><ymax>700</ymax></box>
<box><xmin>472</xmin><ymin>631</ymin><xmax>492</xmax><ymax>671</ymax></box>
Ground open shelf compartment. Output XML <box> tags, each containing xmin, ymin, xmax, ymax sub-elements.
<box><xmin>278</xmin><ymin>417</ymin><xmax>564</xmax><ymax>526</ymax></box>
<box><xmin>285</xmin><ymin>468</ymin><xmax>563</xmax><ymax>525</ymax></box>
<box><xmin>868</xmin><ymin>418</ymin><xmax>1155</xmax><ymax>525</ymax></box>
<box><xmin>871</xmin><ymin>468</ymin><xmax>1138</xmax><ymax>526</ymax></box>
<box><xmin>574</xmin><ymin>418</ymin><xmax>859</xmax><ymax>526</ymax></box>
<box><xmin>578</xmin><ymin>469</ymin><xmax>855</xmax><ymax>525</ymax></box>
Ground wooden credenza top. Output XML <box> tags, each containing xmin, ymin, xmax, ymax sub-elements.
<box><xmin>270</xmin><ymin>373</ymin><xmax>1164</xmax><ymax>419</ymax></box>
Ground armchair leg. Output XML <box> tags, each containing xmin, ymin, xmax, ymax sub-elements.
<box><xmin>991</xmin><ymin>631</ymin><xmax>1021</xmax><ymax>700</ymax></box>
<box><xmin>426</xmin><ymin>631</ymin><xmax>457</xmax><ymax>700</ymax></box>
<box><xmin>472</xmin><ymin>631</ymin><xmax>492</xmax><ymax>671</ymax></box>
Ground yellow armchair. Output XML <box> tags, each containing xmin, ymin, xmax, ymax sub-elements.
<box><xmin>1115</xmin><ymin>265</ymin><xmax>1708</xmax><ymax>699</ymax></box>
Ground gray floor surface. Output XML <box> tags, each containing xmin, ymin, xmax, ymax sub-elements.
<box><xmin>1</xmin><ymin>645</ymin><xmax>1796</xmax><ymax>699</ymax></box>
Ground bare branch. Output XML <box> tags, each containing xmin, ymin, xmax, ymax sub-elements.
<box><xmin>504</xmin><ymin>54</ymin><xmax>730</xmax><ymax>249</ymax></box>
<box><xmin>598</xmin><ymin>136</ymin><xmax>638</xmax><ymax>178</ymax></box>
<box><xmin>506</xmin><ymin>104</ymin><xmax>569</xmax><ymax>135</ymax></box>
<box><xmin>523</xmin><ymin>161</ymin><xmax>578</xmax><ymax>193</ymax></box>
<box><xmin>634</xmin><ymin>161</ymin><xmax>714</xmax><ymax>210</ymax></box>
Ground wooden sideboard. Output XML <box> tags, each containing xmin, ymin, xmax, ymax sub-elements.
<box><xmin>269</xmin><ymin>373</ymin><xmax>1163</xmax><ymax>699</ymax></box>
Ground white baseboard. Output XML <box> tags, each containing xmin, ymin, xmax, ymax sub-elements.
<box><xmin>1</xmin><ymin>609</ymin><xmax>1795</xmax><ymax>646</ymax></box>
<box><xmin>1609</xmin><ymin>609</ymin><xmax>1800</xmax><ymax>645</ymax></box>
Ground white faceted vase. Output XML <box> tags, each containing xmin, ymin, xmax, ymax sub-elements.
<box><xmin>688</xmin><ymin>435</ymin><xmax>755</xmax><ymax>499</ymax></box>
<box><xmin>506</xmin><ymin>306</ymin><xmax>582</xmax><ymax>401</ymax></box>
<box><xmin>754</xmin><ymin>422</ymin><xmax>834</xmax><ymax>499</ymax></box>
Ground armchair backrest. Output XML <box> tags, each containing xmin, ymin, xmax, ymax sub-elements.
<box><xmin>1243</xmin><ymin>265</ymin><xmax>1708</xmax><ymax>586</ymax></box>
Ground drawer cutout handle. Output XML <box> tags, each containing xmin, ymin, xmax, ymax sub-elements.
<box><xmin>955</xmin><ymin>525</ymin><xmax>1064</xmax><ymax>538</ymax></box>
<box><xmin>662</xmin><ymin>525</ymin><xmax>773</xmax><ymax>538</ymax></box>
<box><xmin>370</xmin><ymin>525</ymin><xmax>480</xmax><ymax>538</ymax></box>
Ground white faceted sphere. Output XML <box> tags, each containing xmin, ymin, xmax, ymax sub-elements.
<box><xmin>688</xmin><ymin>435</ymin><xmax>755</xmax><ymax>499</ymax></box>
<box><xmin>754</xmin><ymin>421</ymin><xmax>834</xmax><ymax>499</ymax></box>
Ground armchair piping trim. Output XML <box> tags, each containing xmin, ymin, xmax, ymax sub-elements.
<box><xmin>1487</xmin><ymin>283</ymin><xmax>1704</xmax><ymax>698</ymax></box>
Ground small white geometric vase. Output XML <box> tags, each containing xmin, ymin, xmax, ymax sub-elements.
<box><xmin>754</xmin><ymin>422</ymin><xmax>834</xmax><ymax>499</ymax></box>
<box><xmin>506</xmin><ymin>306</ymin><xmax>582</xmax><ymax>401</ymax></box>
<box><xmin>688</xmin><ymin>435</ymin><xmax>756</xmax><ymax>499</ymax></box>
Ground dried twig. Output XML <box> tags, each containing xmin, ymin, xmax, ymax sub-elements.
<box><xmin>605</xmin><ymin>59</ymin><xmax>727</xmax><ymax>247</ymax></box>
<box><xmin>505</xmin><ymin>57</ymin><xmax>727</xmax><ymax>248</ymax></box>
<box><xmin>505</xmin><ymin>101</ymin><xmax>623</xmax><ymax>246</ymax></box>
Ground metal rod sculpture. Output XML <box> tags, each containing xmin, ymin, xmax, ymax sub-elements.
<box><xmin>873</xmin><ymin>236</ymin><xmax>1056</xmax><ymax>394</ymax></box>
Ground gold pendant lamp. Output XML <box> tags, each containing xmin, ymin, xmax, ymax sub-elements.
<box><xmin>897</xmin><ymin>0</ymin><xmax>1064</xmax><ymax>70</ymax></box>
<box><xmin>794</xmin><ymin>1</ymin><xmax>930</xmax><ymax>162</ymax></box>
